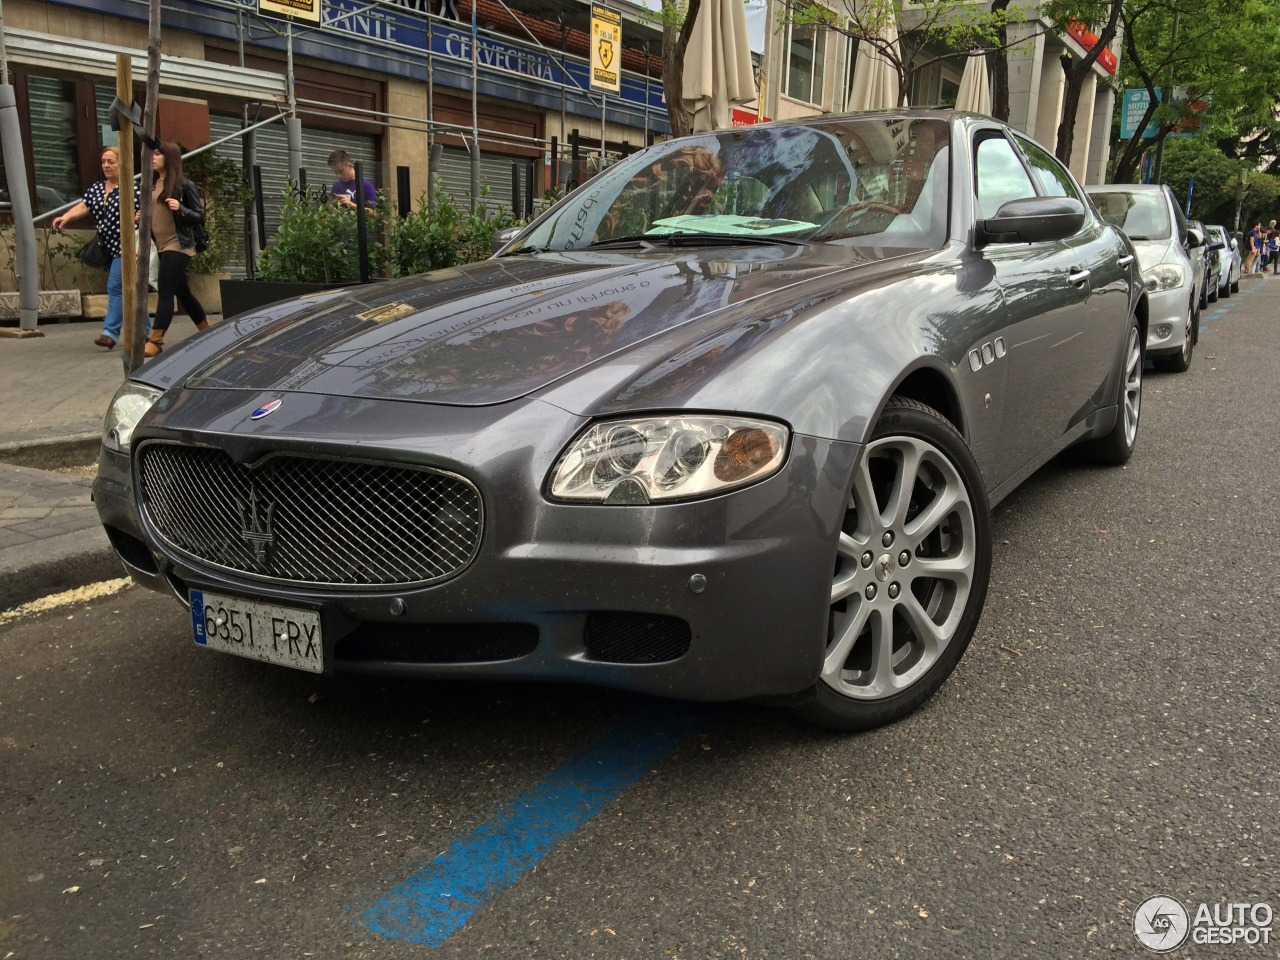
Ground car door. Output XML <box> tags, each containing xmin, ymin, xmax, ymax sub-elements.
<box><xmin>971</xmin><ymin>130</ymin><xmax>1085</xmax><ymax>482</ymax></box>
<box><xmin>1013</xmin><ymin>134</ymin><xmax>1129</xmax><ymax>423</ymax></box>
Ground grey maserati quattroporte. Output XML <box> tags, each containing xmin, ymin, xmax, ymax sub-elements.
<box><xmin>95</xmin><ymin>111</ymin><xmax>1145</xmax><ymax>730</ymax></box>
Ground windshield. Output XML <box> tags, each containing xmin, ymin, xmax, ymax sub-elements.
<box><xmin>514</xmin><ymin>117</ymin><xmax>950</xmax><ymax>252</ymax></box>
<box><xmin>1088</xmin><ymin>190</ymin><xmax>1171</xmax><ymax>241</ymax></box>
<box><xmin>1208</xmin><ymin>226</ymin><xmax>1227</xmax><ymax>243</ymax></box>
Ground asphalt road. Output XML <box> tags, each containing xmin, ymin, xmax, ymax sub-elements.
<box><xmin>3</xmin><ymin>276</ymin><xmax>1279</xmax><ymax>960</ymax></box>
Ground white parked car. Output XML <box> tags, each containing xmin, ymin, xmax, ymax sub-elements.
<box><xmin>1088</xmin><ymin>184</ymin><xmax>1203</xmax><ymax>372</ymax></box>
<box><xmin>1207</xmin><ymin>224</ymin><xmax>1241</xmax><ymax>297</ymax></box>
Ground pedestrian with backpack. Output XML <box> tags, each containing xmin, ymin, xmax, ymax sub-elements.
<box><xmin>143</xmin><ymin>141</ymin><xmax>210</xmax><ymax>357</ymax></box>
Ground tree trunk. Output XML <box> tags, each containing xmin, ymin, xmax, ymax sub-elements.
<box><xmin>1053</xmin><ymin>0</ymin><xmax>1122</xmax><ymax>166</ymax></box>
<box><xmin>989</xmin><ymin>0</ymin><xmax>1011</xmax><ymax>122</ymax></box>
<box><xmin>130</xmin><ymin>0</ymin><xmax>161</xmax><ymax>373</ymax></box>
<box><xmin>1055</xmin><ymin>54</ymin><xmax>1081</xmax><ymax>166</ymax></box>
<box><xmin>662</xmin><ymin>0</ymin><xmax>701</xmax><ymax>139</ymax></box>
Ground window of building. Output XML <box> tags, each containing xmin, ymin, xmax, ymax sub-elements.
<box><xmin>783</xmin><ymin>21</ymin><xmax>826</xmax><ymax>105</ymax></box>
<box><xmin>27</xmin><ymin>76</ymin><xmax>81</xmax><ymax>214</ymax></box>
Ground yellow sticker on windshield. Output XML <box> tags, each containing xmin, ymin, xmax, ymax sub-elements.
<box><xmin>356</xmin><ymin>303</ymin><xmax>415</xmax><ymax>323</ymax></box>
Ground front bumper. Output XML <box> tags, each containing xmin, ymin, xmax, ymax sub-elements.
<box><xmin>1144</xmin><ymin>285</ymin><xmax>1192</xmax><ymax>355</ymax></box>
<box><xmin>94</xmin><ymin>389</ymin><xmax>859</xmax><ymax>702</ymax></box>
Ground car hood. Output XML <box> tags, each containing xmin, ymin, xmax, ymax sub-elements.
<box><xmin>1129</xmin><ymin>238</ymin><xmax>1177</xmax><ymax>272</ymax></box>
<box><xmin>183</xmin><ymin>245</ymin><xmax>894</xmax><ymax>406</ymax></box>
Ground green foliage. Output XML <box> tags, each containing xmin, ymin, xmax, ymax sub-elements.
<box><xmin>390</xmin><ymin>180</ymin><xmax>464</xmax><ymax>276</ymax></box>
<box><xmin>257</xmin><ymin>186</ymin><xmax>393</xmax><ymax>284</ymax></box>
<box><xmin>1157</xmin><ymin>138</ymin><xmax>1246</xmax><ymax>222</ymax></box>
<box><xmin>183</xmin><ymin>150</ymin><xmax>255</xmax><ymax>276</ymax></box>
<box><xmin>1241</xmin><ymin>171</ymin><xmax>1280</xmax><ymax>229</ymax></box>
<box><xmin>264</xmin><ymin>180</ymin><xmax>528</xmax><ymax>282</ymax></box>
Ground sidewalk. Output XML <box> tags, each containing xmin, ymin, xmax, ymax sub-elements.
<box><xmin>0</xmin><ymin>319</ymin><xmax>213</xmax><ymax>609</ymax></box>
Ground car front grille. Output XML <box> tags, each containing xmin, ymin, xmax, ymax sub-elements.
<box><xmin>136</xmin><ymin>442</ymin><xmax>482</xmax><ymax>588</ymax></box>
<box><xmin>584</xmin><ymin>612</ymin><xmax>692</xmax><ymax>664</ymax></box>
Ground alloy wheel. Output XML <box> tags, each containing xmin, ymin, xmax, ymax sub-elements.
<box><xmin>824</xmin><ymin>436</ymin><xmax>977</xmax><ymax>700</ymax></box>
<box><xmin>1123</xmin><ymin>325</ymin><xmax>1142</xmax><ymax>446</ymax></box>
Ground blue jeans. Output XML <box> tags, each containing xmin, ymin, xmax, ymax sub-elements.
<box><xmin>102</xmin><ymin>257</ymin><xmax>151</xmax><ymax>341</ymax></box>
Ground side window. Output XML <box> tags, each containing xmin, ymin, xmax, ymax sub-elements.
<box><xmin>974</xmin><ymin>135</ymin><xmax>1037</xmax><ymax>220</ymax></box>
<box><xmin>1014</xmin><ymin>135</ymin><xmax>1083</xmax><ymax>202</ymax></box>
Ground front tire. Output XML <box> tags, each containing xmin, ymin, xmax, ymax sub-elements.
<box><xmin>791</xmin><ymin>398</ymin><xmax>992</xmax><ymax>732</ymax></box>
<box><xmin>1159</xmin><ymin>301</ymin><xmax>1195</xmax><ymax>373</ymax></box>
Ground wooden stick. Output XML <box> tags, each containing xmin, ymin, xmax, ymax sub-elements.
<box><xmin>116</xmin><ymin>53</ymin><xmax>136</xmax><ymax>373</ymax></box>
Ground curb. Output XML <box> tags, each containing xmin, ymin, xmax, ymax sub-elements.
<box><xmin>0</xmin><ymin>433</ymin><xmax>101</xmax><ymax>470</ymax></box>
<box><xmin>0</xmin><ymin>526</ymin><xmax>124</xmax><ymax>611</ymax></box>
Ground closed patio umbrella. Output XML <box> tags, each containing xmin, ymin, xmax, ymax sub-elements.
<box><xmin>954</xmin><ymin>50</ymin><xmax>991</xmax><ymax>114</ymax></box>
<box><xmin>682</xmin><ymin>0</ymin><xmax>755</xmax><ymax>133</ymax></box>
<box><xmin>846</xmin><ymin>10</ymin><xmax>900</xmax><ymax>111</ymax></box>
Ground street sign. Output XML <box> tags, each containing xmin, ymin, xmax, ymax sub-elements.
<box><xmin>1121</xmin><ymin>88</ymin><xmax>1160</xmax><ymax>140</ymax></box>
<box><xmin>259</xmin><ymin>0</ymin><xmax>320</xmax><ymax>23</ymax></box>
<box><xmin>590</xmin><ymin>5</ymin><xmax>621</xmax><ymax>92</ymax></box>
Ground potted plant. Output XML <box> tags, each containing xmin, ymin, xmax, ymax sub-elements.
<box><xmin>221</xmin><ymin>185</ymin><xmax>391</xmax><ymax>317</ymax></box>
<box><xmin>183</xmin><ymin>150</ymin><xmax>253</xmax><ymax>317</ymax></box>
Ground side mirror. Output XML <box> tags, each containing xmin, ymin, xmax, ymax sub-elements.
<box><xmin>977</xmin><ymin>197</ymin><xmax>1085</xmax><ymax>245</ymax></box>
<box><xmin>1186</xmin><ymin>227</ymin><xmax>1205</xmax><ymax>248</ymax></box>
<box><xmin>1231</xmin><ymin>238</ymin><xmax>1240</xmax><ymax>250</ymax></box>
<box><xmin>491</xmin><ymin>226</ymin><xmax>523</xmax><ymax>255</ymax></box>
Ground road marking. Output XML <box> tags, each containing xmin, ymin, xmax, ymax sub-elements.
<box><xmin>360</xmin><ymin>704</ymin><xmax>707</xmax><ymax>945</ymax></box>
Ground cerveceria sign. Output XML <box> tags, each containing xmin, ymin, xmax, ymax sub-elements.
<box><xmin>590</xmin><ymin>5</ymin><xmax>621</xmax><ymax>92</ymax></box>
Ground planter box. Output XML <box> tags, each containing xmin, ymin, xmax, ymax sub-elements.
<box><xmin>82</xmin><ymin>293</ymin><xmax>160</xmax><ymax>319</ymax></box>
<box><xmin>0</xmin><ymin>290</ymin><xmax>83</xmax><ymax>320</ymax></box>
<box><xmin>186</xmin><ymin>273</ymin><xmax>230</xmax><ymax>316</ymax></box>
<box><xmin>220</xmin><ymin>279</ymin><xmax>364</xmax><ymax>319</ymax></box>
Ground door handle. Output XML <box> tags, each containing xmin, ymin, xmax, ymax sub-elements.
<box><xmin>1117</xmin><ymin>255</ymin><xmax>1134</xmax><ymax>267</ymax></box>
<box><xmin>1068</xmin><ymin>267</ymin><xmax>1091</xmax><ymax>285</ymax></box>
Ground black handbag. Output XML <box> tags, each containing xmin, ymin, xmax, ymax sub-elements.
<box><xmin>79</xmin><ymin>234</ymin><xmax>110</xmax><ymax>270</ymax></box>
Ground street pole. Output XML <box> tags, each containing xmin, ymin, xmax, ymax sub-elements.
<box><xmin>129</xmin><ymin>0</ymin><xmax>161</xmax><ymax>374</ymax></box>
<box><xmin>470</xmin><ymin>0</ymin><xmax>479</xmax><ymax>211</ymax></box>
<box><xmin>117</xmin><ymin>54</ymin><xmax>138</xmax><ymax>368</ymax></box>
<box><xmin>0</xmin><ymin>0</ymin><xmax>41</xmax><ymax>337</ymax></box>
<box><xmin>285</xmin><ymin>21</ymin><xmax>302</xmax><ymax>184</ymax></box>
<box><xmin>1152</xmin><ymin>13</ymin><xmax>1178</xmax><ymax>184</ymax></box>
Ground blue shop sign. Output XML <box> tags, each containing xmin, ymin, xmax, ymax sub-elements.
<box><xmin>318</xmin><ymin>0</ymin><xmax>664</xmax><ymax>112</ymax></box>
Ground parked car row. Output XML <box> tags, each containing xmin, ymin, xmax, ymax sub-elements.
<box><xmin>99</xmin><ymin>111</ymin><xmax>1152</xmax><ymax>731</ymax></box>
<box><xmin>1086</xmin><ymin>184</ymin><xmax>1238</xmax><ymax>374</ymax></box>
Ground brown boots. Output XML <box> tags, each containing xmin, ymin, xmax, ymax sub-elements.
<box><xmin>144</xmin><ymin>330</ymin><xmax>165</xmax><ymax>357</ymax></box>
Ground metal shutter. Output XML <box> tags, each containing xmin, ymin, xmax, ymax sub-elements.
<box><xmin>209</xmin><ymin>113</ymin><xmax>379</xmax><ymax>275</ymax></box>
<box><xmin>437</xmin><ymin>146</ymin><xmax>533</xmax><ymax>219</ymax></box>
<box><xmin>27</xmin><ymin>76</ymin><xmax>80</xmax><ymax>214</ymax></box>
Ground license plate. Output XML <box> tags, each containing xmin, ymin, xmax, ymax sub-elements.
<box><xmin>190</xmin><ymin>590</ymin><xmax>323</xmax><ymax>674</ymax></box>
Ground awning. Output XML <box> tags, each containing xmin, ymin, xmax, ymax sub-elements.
<box><xmin>4</xmin><ymin>28</ymin><xmax>288</xmax><ymax>103</ymax></box>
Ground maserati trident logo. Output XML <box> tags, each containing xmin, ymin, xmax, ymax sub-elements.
<box><xmin>238</xmin><ymin>484</ymin><xmax>276</xmax><ymax>565</ymax></box>
<box><xmin>251</xmin><ymin>398</ymin><xmax>283</xmax><ymax>420</ymax></box>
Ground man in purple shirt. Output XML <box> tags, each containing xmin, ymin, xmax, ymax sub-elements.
<box><xmin>328</xmin><ymin>149</ymin><xmax>376</xmax><ymax>209</ymax></box>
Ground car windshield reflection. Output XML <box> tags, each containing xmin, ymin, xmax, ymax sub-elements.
<box><xmin>515</xmin><ymin>117</ymin><xmax>951</xmax><ymax>254</ymax></box>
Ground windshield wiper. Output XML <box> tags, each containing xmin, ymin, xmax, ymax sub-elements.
<box><xmin>501</xmin><ymin>244</ymin><xmax>547</xmax><ymax>255</ymax></box>
<box><xmin>586</xmin><ymin>231</ymin><xmax>806</xmax><ymax>249</ymax></box>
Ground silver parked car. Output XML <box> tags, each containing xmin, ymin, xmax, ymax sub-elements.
<box><xmin>1207</xmin><ymin>224</ymin><xmax>1241</xmax><ymax>297</ymax></box>
<box><xmin>96</xmin><ymin>111</ymin><xmax>1145</xmax><ymax>731</ymax></box>
<box><xmin>1088</xmin><ymin>184</ymin><xmax>1202</xmax><ymax>372</ymax></box>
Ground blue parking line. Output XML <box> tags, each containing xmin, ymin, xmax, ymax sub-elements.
<box><xmin>359</xmin><ymin>705</ymin><xmax>708</xmax><ymax>945</ymax></box>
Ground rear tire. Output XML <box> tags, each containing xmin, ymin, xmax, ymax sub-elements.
<box><xmin>790</xmin><ymin>397</ymin><xmax>992</xmax><ymax>732</ymax></box>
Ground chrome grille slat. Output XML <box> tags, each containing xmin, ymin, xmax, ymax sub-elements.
<box><xmin>136</xmin><ymin>443</ymin><xmax>483</xmax><ymax>588</ymax></box>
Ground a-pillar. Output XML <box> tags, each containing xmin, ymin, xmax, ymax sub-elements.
<box><xmin>1068</xmin><ymin>77</ymin><xmax>1097</xmax><ymax>183</ymax></box>
<box><xmin>1085</xmin><ymin>83</ymin><xmax>1115</xmax><ymax>185</ymax></box>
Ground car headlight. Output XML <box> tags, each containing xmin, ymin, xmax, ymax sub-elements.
<box><xmin>1141</xmin><ymin>263</ymin><xmax>1186</xmax><ymax>292</ymax></box>
<box><xmin>102</xmin><ymin>381</ymin><xmax>163</xmax><ymax>453</ymax></box>
<box><xmin>550</xmin><ymin>415</ymin><xmax>790</xmax><ymax>504</ymax></box>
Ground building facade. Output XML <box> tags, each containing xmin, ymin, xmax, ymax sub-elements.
<box><xmin>757</xmin><ymin>0</ymin><xmax>1120</xmax><ymax>185</ymax></box>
